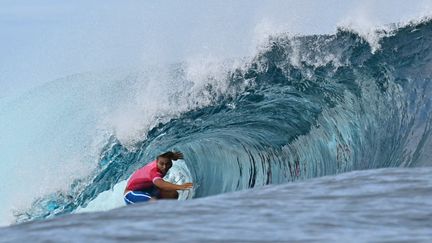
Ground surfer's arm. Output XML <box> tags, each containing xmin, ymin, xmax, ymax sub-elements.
<box><xmin>153</xmin><ymin>178</ymin><xmax>193</xmax><ymax>191</ymax></box>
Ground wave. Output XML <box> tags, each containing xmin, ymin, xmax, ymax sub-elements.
<box><xmin>14</xmin><ymin>19</ymin><xmax>432</xmax><ymax>223</ymax></box>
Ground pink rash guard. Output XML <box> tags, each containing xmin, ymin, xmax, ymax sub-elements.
<box><xmin>126</xmin><ymin>160</ymin><xmax>164</xmax><ymax>191</ymax></box>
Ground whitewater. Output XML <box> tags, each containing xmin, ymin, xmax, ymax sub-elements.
<box><xmin>1</xmin><ymin>10</ymin><xmax>432</xmax><ymax>243</ymax></box>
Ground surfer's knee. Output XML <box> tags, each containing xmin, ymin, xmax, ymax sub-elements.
<box><xmin>160</xmin><ymin>190</ymin><xmax>179</xmax><ymax>199</ymax></box>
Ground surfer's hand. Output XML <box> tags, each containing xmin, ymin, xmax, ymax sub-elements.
<box><xmin>180</xmin><ymin>182</ymin><xmax>193</xmax><ymax>190</ymax></box>
<box><xmin>172</xmin><ymin>151</ymin><xmax>184</xmax><ymax>160</ymax></box>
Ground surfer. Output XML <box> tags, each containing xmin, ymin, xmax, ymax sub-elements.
<box><xmin>123</xmin><ymin>151</ymin><xmax>193</xmax><ymax>205</ymax></box>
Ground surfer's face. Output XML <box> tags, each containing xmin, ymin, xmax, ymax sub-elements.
<box><xmin>157</xmin><ymin>157</ymin><xmax>172</xmax><ymax>174</ymax></box>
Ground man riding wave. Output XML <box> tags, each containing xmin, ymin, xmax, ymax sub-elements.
<box><xmin>124</xmin><ymin>151</ymin><xmax>193</xmax><ymax>204</ymax></box>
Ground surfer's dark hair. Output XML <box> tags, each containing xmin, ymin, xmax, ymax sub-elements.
<box><xmin>157</xmin><ymin>151</ymin><xmax>175</xmax><ymax>160</ymax></box>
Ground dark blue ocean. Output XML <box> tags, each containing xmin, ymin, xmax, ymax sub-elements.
<box><xmin>0</xmin><ymin>18</ymin><xmax>432</xmax><ymax>242</ymax></box>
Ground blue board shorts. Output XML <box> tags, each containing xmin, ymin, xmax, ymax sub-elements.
<box><xmin>124</xmin><ymin>186</ymin><xmax>160</xmax><ymax>205</ymax></box>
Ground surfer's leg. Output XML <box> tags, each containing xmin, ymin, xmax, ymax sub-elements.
<box><xmin>159</xmin><ymin>189</ymin><xmax>179</xmax><ymax>199</ymax></box>
<box><xmin>124</xmin><ymin>191</ymin><xmax>152</xmax><ymax>205</ymax></box>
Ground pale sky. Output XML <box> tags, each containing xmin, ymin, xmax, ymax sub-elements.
<box><xmin>1</xmin><ymin>0</ymin><xmax>432</xmax><ymax>98</ymax></box>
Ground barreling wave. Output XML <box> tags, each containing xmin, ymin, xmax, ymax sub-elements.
<box><xmin>17</xmin><ymin>19</ymin><xmax>432</xmax><ymax>223</ymax></box>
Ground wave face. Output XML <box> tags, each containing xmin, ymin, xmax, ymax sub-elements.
<box><xmin>14</xmin><ymin>19</ymin><xmax>432</xmax><ymax>222</ymax></box>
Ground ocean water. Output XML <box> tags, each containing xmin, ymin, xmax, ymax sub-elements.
<box><xmin>1</xmin><ymin>167</ymin><xmax>431</xmax><ymax>242</ymax></box>
<box><xmin>0</xmin><ymin>16</ymin><xmax>432</xmax><ymax>241</ymax></box>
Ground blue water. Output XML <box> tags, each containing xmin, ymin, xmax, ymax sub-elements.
<box><xmin>0</xmin><ymin>17</ymin><xmax>432</xmax><ymax>241</ymax></box>
<box><xmin>1</xmin><ymin>167</ymin><xmax>431</xmax><ymax>242</ymax></box>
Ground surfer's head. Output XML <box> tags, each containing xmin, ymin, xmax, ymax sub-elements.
<box><xmin>156</xmin><ymin>152</ymin><xmax>174</xmax><ymax>174</ymax></box>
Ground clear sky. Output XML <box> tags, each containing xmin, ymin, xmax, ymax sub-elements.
<box><xmin>1</xmin><ymin>0</ymin><xmax>432</xmax><ymax>98</ymax></box>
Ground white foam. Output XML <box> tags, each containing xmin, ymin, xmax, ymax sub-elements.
<box><xmin>337</xmin><ymin>3</ymin><xmax>432</xmax><ymax>53</ymax></box>
<box><xmin>107</xmin><ymin>58</ymin><xmax>245</xmax><ymax>147</ymax></box>
<box><xmin>76</xmin><ymin>180</ymin><xmax>127</xmax><ymax>213</ymax></box>
<box><xmin>252</xmin><ymin>18</ymin><xmax>293</xmax><ymax>54</ymax></box>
